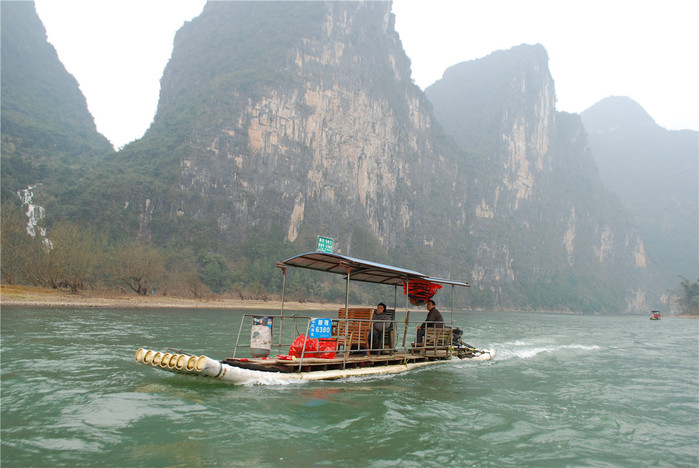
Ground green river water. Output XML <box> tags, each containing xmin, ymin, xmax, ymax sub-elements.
<box><xmin>1</xmin><ymin>307</ymin><xmax>697</xmax><ymax>467</ymax></box>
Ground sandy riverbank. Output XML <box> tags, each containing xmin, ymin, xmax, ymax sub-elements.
<box><xmin>3</xmin><ymin>285</ymin><xmax>696</xmax><ymax>317</ymax></box>
<box><xmin>0</xmin><ymin>285</ymin><xmax>343</xmax><ymax>311</ymax></box>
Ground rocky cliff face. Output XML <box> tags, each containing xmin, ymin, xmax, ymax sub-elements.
<box><xmin>66</xmin><ymin>2</ymin><xmax>657</xmax><ymax>311</ymax></box>
<box><xmin>427</xmin><ymin>45</ymin><xmax>654</xmax><ymax>311</ymax></box>
<box><xmin>581</xmin><ymin>97</ymin><xmax>698</xmax><ymax>285</ymax></box>
<box><xmin>148</xmin><ymin>1</ymin><xmax>466</xmax><ymax>265</ymax></box>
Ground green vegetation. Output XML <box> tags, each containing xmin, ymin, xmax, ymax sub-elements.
<box><xmin>675</xmin><ymin>276</ymin><xmax>699</xmax><ymax>315</ymax></box>
<box><xmin>1</xmin><ymin>200</ymin><xmax>163</xmax><ymax>294</ymax></box>
<box><xmin>1</xmin><ymin>2</ymin><xmax>113</xmax><ymax>202</ymax></box>
<box><xmin>160</xmin><ymin>2</ymin><xmax>324</xmax><ymax>112</ymax></box>
<box><xmin>0</xmin><ymin>203</ymin><xmax>395</xmax><ymax>304</ymax></box>
<box><xmin>1</xmin><ymin>199</ymin><xmax>31</xmax><ymax>285</ymax></box>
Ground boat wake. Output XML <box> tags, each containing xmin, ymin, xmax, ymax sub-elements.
<box><xmin>494</xmin><ymin>343</ymin><xmax>601</xmax><ymax>361</ymax></box>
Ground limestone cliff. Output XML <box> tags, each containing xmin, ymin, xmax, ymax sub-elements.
<box><xmin>147</xmin><ymin>1</ymin><xmax>466</xmax><ymax>265</ymax></box>
<box><xmin>3</xmin><ymin>1</ymin><xmax>666</xmax><ymax>311</ymax></box>
<box><xmin>426</xmin><ymin>45</ymin><xmax>654</xmax><ymax>311</ymax></box>
<box><xmin>105</xmin><ymin>4</ymin><xmax>655</xmax><ymax>311</ymax></box>
<box><xmin>581</xmin><ymin>97</ymin><xmax>698</xmax><ymax>286</ymax></box>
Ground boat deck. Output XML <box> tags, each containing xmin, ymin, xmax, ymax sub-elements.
<box><xmin>224</xmin><ymin>349</ymin><xmax>458</xmax><ymax>373</ymax></box>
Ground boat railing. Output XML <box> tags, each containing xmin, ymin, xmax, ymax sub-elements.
<box><xmin>232</xmin><ymin>313</ymin><xmax>457</xmax><ymax>369</ymax></box>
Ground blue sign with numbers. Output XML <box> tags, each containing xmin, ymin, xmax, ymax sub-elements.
<box><xmin>309</xmin><ymin>318</ymin><xmax>332</xmax><ymax>338</ymax></box>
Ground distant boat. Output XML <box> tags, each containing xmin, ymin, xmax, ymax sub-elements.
<box><xmin>650</xmin><ymin>311</ymin><xmax>662</xmax><ymax>320</ymax></box>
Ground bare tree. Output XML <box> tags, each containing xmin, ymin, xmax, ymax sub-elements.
<box><xmin>19</xmin><ymin>228</ymin><xmax>54</xmax><ymax>287</ymax></box>
<box><xmin>186</xmin><ymin>273</ymin><xmax>211</xmax><ymax>299</ymax></box>
<box><xmin>111</xmin><ymin>242</ymin><xmax>165</xmax><ymax>295</ymax></box>
<box><xmin>49</xmin><ymin>222</ymin><xmax>103</xmax><ymax>292</ymax></box>
<box><xmin>1</xmin><ymin>200</ymin><xmax>30</xmax><ymax>284</ymax></box>
<box><xmin>160</xmin><ymin>249</ymin><xmax>208</xmax><ymax>298</ymax></box>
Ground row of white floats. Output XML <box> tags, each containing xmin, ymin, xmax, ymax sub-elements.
<box><xmin>134</xmin><ymin>347</ymin><xmax>287</xmax><ymax>384</ymax></box>
<box><xmin>135</xmin><ymin>348</ymin><xmax>225</xmax><ymax>378</ymax></box>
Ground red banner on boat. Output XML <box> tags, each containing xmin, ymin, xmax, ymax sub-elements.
<box><xmin>403</xmin><ymin>279</ymin><xmax>442</xmax><ymax>306</ymax></box>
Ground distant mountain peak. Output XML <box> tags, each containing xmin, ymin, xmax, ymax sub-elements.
<box><xmin>580</xmin><ymin>95</ymin><xmax>698</xmax><ymax>283</ymax></box>
<box><xmin>581</xmin><ymin>96</ymin><xmax>657</xmax><ymax>133</ymax></box>
<box><xmin>440</xmin><ymin>43</ymin><xmax>549</xmax><ymax>83</ymax></box>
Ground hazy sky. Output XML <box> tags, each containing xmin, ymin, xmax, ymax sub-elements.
<box><xmin>34</xmin><ymin>0</ymin><xmax>698</xmax><ymax>149</ymax></box>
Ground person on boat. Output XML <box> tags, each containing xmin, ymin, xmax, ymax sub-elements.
<box><xmin>417</xmin><ymin>299</ymin><xmax>444</xmax><ymax>343</ymax></box>
<box><xmin>371</xmin><ymin>302</ymin><xmax>393</xmax><ymax>353</ymax></box>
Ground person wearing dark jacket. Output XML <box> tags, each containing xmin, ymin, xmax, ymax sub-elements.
<box><xmin>371</xmin><ymin>302</ymin><xmax>392</xmax><ymax>352</ymax></box>
<box><xmin>417</xmin><ymin>299</ymin><xmax>444</xmax><ymax>343</ymax></box>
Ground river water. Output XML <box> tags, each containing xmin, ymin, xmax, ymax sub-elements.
<box><xmin>1</xmin><ymin>307</ymin><xmax>697</xmax><ymax>467</ymax></box>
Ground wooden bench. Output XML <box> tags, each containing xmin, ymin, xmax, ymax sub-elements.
<box><xmin>412</xmin><ymin>327</ymin><xmax>453</xmax><ymax>355</ymax></box>
<box><xmin>336</xmin><ymin>308</ymin><xmax>374</xmax><ymax>356</ymax></box>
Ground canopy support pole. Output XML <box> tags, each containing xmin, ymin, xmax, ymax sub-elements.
<box><xmin>277</xmin><ymin>263</ymin><xmax>286</xmax><ymax>350</ymax></box>
<box><xmin>340</xmin><ymin>262</ymin><xmax>352</xmax><ymax>360</ymax></box>
<box><xmin>402</xmin><ymin>280</ymin><xmax>410</xmax><ymax>348</ymax></box>
<box><xmin>393</xmin><ymin>285</ymin><xmax>397</xmax><ymax>312</ymax></box>
<box><xmin>451</xmin><ymin>284</ymin><xmax>455</xmax><ymax>325</ymax></box>
<box><xmin>275</xmin><ymin>263</ymin><xmax>287</xmax><ymax>350</ymax></box>
<box><xmin>340</xmin><ymin>262</ymin><xmax>351</xmax><ymax>315</ymax></box>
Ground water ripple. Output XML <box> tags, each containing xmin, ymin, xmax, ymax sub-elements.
<box><xmin>2</xmin><ymin>308</ymin><xmax>697</xmax><ymax>467</ymax></box>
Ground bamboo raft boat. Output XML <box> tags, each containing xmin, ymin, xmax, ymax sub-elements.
<box><xmin>134</xmin><ymin>252</ymin><xmax>495</xmax><ymax>384</ymax></box>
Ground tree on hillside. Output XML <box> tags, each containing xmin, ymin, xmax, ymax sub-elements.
<box><xmin>48</xmin><ymin>221</ymin><xmax>104</xmax><ymax>292</ymax></box>
<box><xmin>675</xmin><ymin>276</ymin><xmax>699</xmax><ymax>315</ymax></box>
<box><xmin>110</xmin><ymin>242</ymin><xmax>165</xmax><ymax>295</ymax></box>
<box><xmin>198</xmin><ymin>251</ymin><xmax>233</xmax><ymax>294</ymax></box>
<box><xmin>5</xmin><ymin>217</ymin><xmax>104</xmax><ymax>291</ymax></box>
<box><xmin>17</xmin><ymin>225</ymin><xmax>54</xmax><ymax>288</ymax></box>
<box><xmin>1</xmin><ymin>199</ymin><xmax>30</xmax><ymax>284</ymax></box>
<box><xmin>159</xmin><ymin>247</ymin><xmax>210</xmax><ymax>298</ymax></box>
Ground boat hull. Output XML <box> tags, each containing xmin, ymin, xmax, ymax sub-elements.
<box><xmin>135</xmin><ymin>347</ymin><xmax>496</xmax><ymax>385</ymax></box>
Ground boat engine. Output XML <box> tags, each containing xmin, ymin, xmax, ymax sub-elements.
<box><xmin>452</xmin><ymin>326</ymin><xmax>464</xmax><ymax>345</ymax></box>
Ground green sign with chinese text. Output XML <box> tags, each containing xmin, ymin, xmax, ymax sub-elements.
<box><xmin>317</xmin><ymin>236</ymin><xmax>333</xmax><ymax>253</ymax></box>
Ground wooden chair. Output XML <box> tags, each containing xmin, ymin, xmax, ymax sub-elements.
<box><xmin>413</xmin><ymin>327</ymin><xmax>453</xmax><ymax>355</ymax></box>
<box><xmin>336</xmin><ymin>308</ymin><xmax>374</xmax><ymax>357</ymax></box>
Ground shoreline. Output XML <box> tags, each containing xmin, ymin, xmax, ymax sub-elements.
<box><xmin>0</xmin><ymin>285</ymin><xmax>342</xmax><ymax>311</ymax></box>
<box><xmin>2</xmin><ymin>285</ymin><xmax>696</xmax><ymax>318</ymax></box>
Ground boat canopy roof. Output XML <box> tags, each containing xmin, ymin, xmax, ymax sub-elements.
<box><xmin>281</xmin><ymin>252</ymin><xmax>469</xmax><ymax>288</ymax></box>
